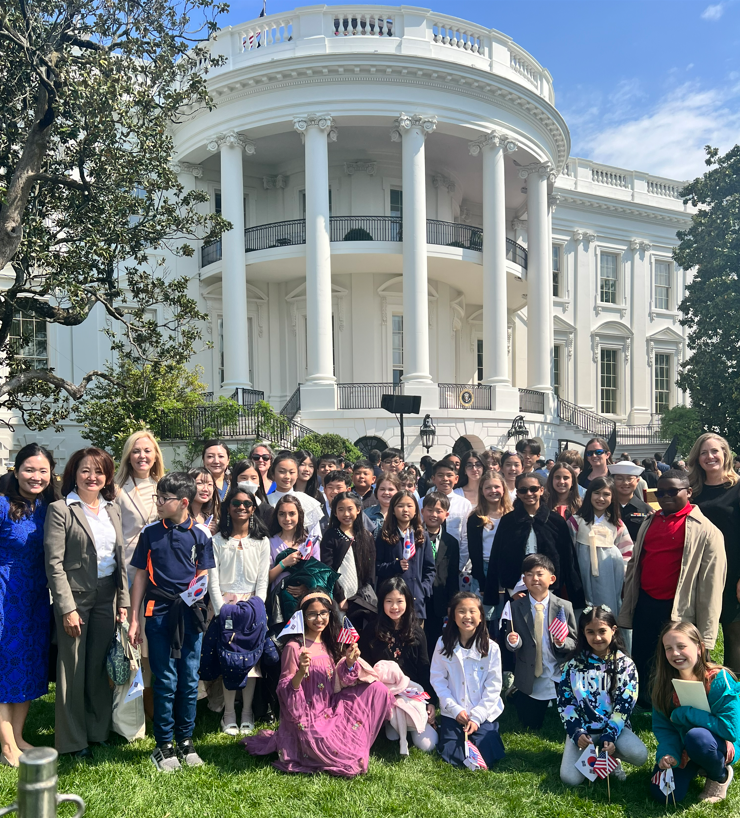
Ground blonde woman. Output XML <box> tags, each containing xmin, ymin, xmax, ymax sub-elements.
<box><xmin>688</xmin><ymin>433</ymin><xmax>740</xmax><ymax>674</ymax></box>
<box><xmin>114</xmin><ymin>430</ymin><xmax>165</xmax><ymax>585</ymax></box>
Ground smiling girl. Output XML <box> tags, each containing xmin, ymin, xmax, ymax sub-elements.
<box><xmin>363</xmin><ymin>473</ymin><xmax>401</xmax><ymax>536</ymax></box>
<box><xmin>188</xmin><ymin>467</ymin><xmax>220</xmax><ymax>535</ymax></box>
<box><xmin>546</xmin><ymin>462</ymin><xmax>582</xmax><ymax>521</ymax></box>
<box><xmin>468</xmin><ymin>471</ymin><xmax>513</xmax><ymax>594</ymax></box>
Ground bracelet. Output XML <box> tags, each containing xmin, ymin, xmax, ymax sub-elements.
<box><xmin>279</xmin><ymin>560</ymin><xmax>285</xmax><ymax>570</ymax></box>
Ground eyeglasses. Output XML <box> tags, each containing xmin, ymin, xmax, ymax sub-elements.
<box><xmin>231</xmin><ymin>499</ymin><xmax>254</xmax><ymax>509</ymax></box>
<box><xmin>156</xmin><ymin>495</ymin><xmax>179</xmax><ymax>505</ymax></box>
<box><xmin>587</xmin><ymin>449</ymin><xmax>606</xmax><ymax>457</ymax></box>
<box><xmin>251</xmin><ymin>454</ymin><xmax>271</xmax><ymax>462</ymax></box>
<box><xmin>305</xmin><ymin>611</ymin><xmax>331</xmax><ymax>621</ymax></box>
<box><xmin>656</xmin><ymin>488</ymin><xmax>686</xmax><ymax>498</ymax></box>
<box><xmin>516</xmin><ymin>485</ymin><xmax>541</xmax><ymax>495</ymax></box>
<box><xmin>466</xmin><ymin>463</ymin><xmax>483</xmax><ymax>471</ymax></box>
<box><xmin>385</xmin><ymin>459</ymin><xmax>403</xmax><ymax>467</ymax></box>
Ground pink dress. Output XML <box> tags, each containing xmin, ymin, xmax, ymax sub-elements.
<box><xmin>243</xmin><ymin>639</ymin><xmax>393</xmax><ymax>777</ymax></box>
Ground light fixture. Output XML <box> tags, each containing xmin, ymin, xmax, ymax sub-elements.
<box><xmin>506</xmin><ymin>414</ymin><xmax>529</xmax><ymax>442</ymax></box>
<box><xmin>419</xmin><ymin>414</ymin><xmax>436</xmax><ymax>452</ymax></box>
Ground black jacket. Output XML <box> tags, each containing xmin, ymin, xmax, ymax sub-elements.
<box><xmin>482</xmin><ymin>502</ymin><xmax>585</xmax><ymax>608</ymax></box>
<box><xmin>375</xmin><ymin>529</ymin><xmax>436</xmax><ymax>619</ymax></box>
<box><xmin>467</xmin><ymin>513</ymin><xmax>493</xmax><ymax>588</ymax></box>
<box><xmin>320</xmin><ymin>527</ymin><xmax>376</xmax><ymax>603</ymax></box>
<box><xmin>619</xmin><ymin>495</ymin><xmax>653</xmax><ymax>543</ymax></box>
<box><xmin>428</xmin><ymin>524</ymin><xmax>460</xmax><ymax>623</ymax></box>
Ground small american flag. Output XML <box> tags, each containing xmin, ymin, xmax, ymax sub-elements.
<box><xmin>402</xmin><ymin>531</ymin><xmax>416</xmax><ymax>560</ymax></box>
<box><xmin>593</xmin><ymin>751</ymin><xmax>619</xmax><ymax>779</ymax></box>
<box><xmin>549</xmin><ymin>607</ymin><xmax>569</xmax><ymax>644</ymax></box>
<box><xmin>337</xmin><ymin>616</ymin><xmax>360</xmax><ymax>645</ymax></box>
<box><xmin>651</xmin><ymin>769</ymin><xmax>663</xmax><ymax>786</ymax></box>
<box><xmin>464</xmin><ymin>739</ymin><xmax>488</xmax><ymax>770</ymax></box>
<box><xmin>401</xmin><ymin>688</ymin><xmax>430</xmax><ymax>702</ymax></box>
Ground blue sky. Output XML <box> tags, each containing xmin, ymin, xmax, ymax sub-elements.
<box><xmin>217</xmin><ymin>1</ymin><xmax>740</xmax><ymax>181</ymax></box>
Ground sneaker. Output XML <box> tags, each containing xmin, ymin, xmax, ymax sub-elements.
<box><xmin>611</xmin><ymin>760</ymin><xmax>626</xmax><ymax>782</ymax></box>
<box><xmin>699</xmin><ymin>764</ymin><xmax>733</xmax><ymax>803</ymax></box>
<box><xmin>151</xmin><ymin>743</ymin><xmax>181</xmax><ymax>773</ymax></box>
<box><xmin>239</xmin><ymin>715</ymin><xmax>255</xmax><ymax>735</ymax></box>
<box><xmin>176</xmin><ymin>739</ymin><xmax>204</xmax><ymax>768</ymax></box>
<box><xmin>220</xmin><ymin>717</ymin><xmax>240</xmax><ymax>736</ymax></box>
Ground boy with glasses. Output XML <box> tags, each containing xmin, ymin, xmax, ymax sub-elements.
<box><xmin>380</xmin><ymin>448</ymin><xmax>405</xmax><ymax>475</ymax></box>
<box><xmin>128</xmin><ymin>472</ymin><xmax>215</xmax><ymax>771</ymax></box>
<box><xmin>608</xmin><ymin>461</ymin><xmax>653</xmax><ymax>542</ymax></box>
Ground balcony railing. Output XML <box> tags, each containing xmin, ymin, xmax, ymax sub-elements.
<box><xmin>519</xmin><ymin>388</ymin><xmax>545</xmax><ymax>414</ymax></box>
<box><xmin>279</xmin><ymin>385</ymin><xmax>301</xmax><ymax>421</ymax></box>
<box><xmin>201</xmin><ymin>218</ymin><xmax>528</xmax><ymax>269</ymax></box>
<box><xmin>439</xmin><ymin>383</ymin><xmax>492</xmax><ymax>410</ymax></box>
<box><xmin>230</xmin><ymin>388</ymin><xmax>264</xmax><ymax>407</ymax></box>
<box><xmin>338</xmin><ymin>382</ymin><xmax>401</xmax><ymax>410</ymax></box>
<box><xmin>617</xmin><ymin>424</ymin><xmax>670</xmax><ymax>446</ymax></box>
<box><xmin>557</xmin><ymin>397</ymin><xmax>616</xmax><ymax>443</ymax></box>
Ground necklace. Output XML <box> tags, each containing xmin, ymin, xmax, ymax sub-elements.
<box><xmin>82</xmin><ymin>500</ymin><xmax>100</xmax><ymax>511</ymax></box>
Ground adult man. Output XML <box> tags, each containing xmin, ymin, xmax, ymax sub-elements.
<box><xmin>608</xmin><ymin>461</ymin><xmax>653</xmax><ymax>542</ymax></box>
<box><xmin>654</xmin><ymin>452</ymin><xmax>669</xmax><ymax>473</ymax></box>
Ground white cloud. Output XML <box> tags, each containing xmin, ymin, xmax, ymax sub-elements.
<box><xmin>565</xmin><ymin>81</ymin><xmax>740</xmax><ymax>180</ymax></box>
<box><xmin>701</xmin><ymin>3</ymin><xmax>725</xmax><ymax>20</ymax></box>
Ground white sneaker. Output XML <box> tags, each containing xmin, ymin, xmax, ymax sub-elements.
<box><xmin>176</xmin><ymin>740</ymin><xmax>204</xmax><ymax>767</ymax></box>
<box><xmin>699</xmin><ymin>764</ymin><xmax>733</xmax><ymax>803</ymax></box>
<box><xmin>151</xmin><ymin>743</ymin><xmax>181</xmax><ymax>773</ymax></box>
<box><xmin>220</xmin><ymin>717</ymin><xmax>239</xmax><ymax>736</ymax></box>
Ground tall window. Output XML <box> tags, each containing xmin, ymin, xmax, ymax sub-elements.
<box><xmin>655</xmin><ymin>260</ymin><xmax>671</xmax><ymax>310</ymax></box>
<box><xmin>552</xmin><ymin>244</ymin><xmax>562</xmax><ymax>298</ymax></box>
<box><xmin>390</xmin><ymin>189</ymin><xmax>403</xmax><ymax>241</ymax></box>
<box><xmin>654</xmin><ymin>353</ymin><xmax>671</xmax><ymax>414</ymax></box>
<box><xmin>600</xmin><ymin>348</ymin><xmax>618</xmax><ymax>414</ymax></box>
<box><xmin>599</xmin><ymin>252</ymin><xmax>618</xmax><ymax>304</ymax></box>
<box><xmin>247</xmin><ymin>316</ymin><xmax>255</xmax><ymax>387</ymax></box>
<box><xmin>553</xmin><ymin>345</ymin><xmax>562</xmax><ymax>397</ymax></box>
<box><xmin>476</xmin><ymin>338</ymin><xmax>483</xmax><ymax>384</ymax></box>
<box><xmin>392</xmin><ymin>314</ymin><xmax>403</xmax><ymax>385</ymax></box>
<box><xmin>300</xmin><ymin>189</ymin><xmax>332</xmax><ymax>217</ymax></box>
<box><xmin>217</xmin><ymin>317</ymin><xmax>224</xmax><ymax>385</ymax></box>
<box><xmin>10</xmin><ymin>311</ymin><xmax>48</xmax><ymax>370</ymax></box>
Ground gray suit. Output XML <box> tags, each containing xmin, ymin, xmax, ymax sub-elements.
<box><xmin>44</xmin><ymin>497</ymin><xmax>130</xmax><ymax>753</ymax></box>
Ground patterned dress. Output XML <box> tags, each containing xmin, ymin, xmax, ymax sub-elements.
<box><xmin>0</xmin><ymin>495</ymin><xmax>50</xmax><ymax>702</ymax></box>
<box><xmin>244</xmin><ymin>639</ymin><xmax>393</xmax><ymax>776</ymax></box>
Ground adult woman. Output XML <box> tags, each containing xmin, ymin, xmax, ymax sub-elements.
<box><xmin>188</xmin><ymin>467</ymin><xmax>221</xmax><ymax>535</ymax></box>
<box><xmin>500</xmin><ymin>451</ymin><xmax>523</xmax><ymax>502</ymax></box>
<box><xmin>467</xmin><ymin>471</ymin><xmax>513</xmax><ymax>594</ymax></box>
<box><xmin>578</xmin><ymin>438</ymin><xmax>612</xmax><ymax>490</ymax></box>
<box><xmin>203</xmin><ymin>439</ymin><xmax>231</xmax><ymax>500</ymax></box>
<box><xmin>294</xmin><ymin>450</ymin><xmax>319</xmax><ymax>499</ymax></box>
<box><xmin>249</xmin><ymin>443</ymin><xmax>275</xmax><ymax>497</ymax></box>
<box><xmin>546</xmin><ymin>462</ymin><xmax>582</xmax><ymax>520</ymax></box>
<box><xmin>454</xmin><ymin>450</ymin><xmax>485</xmax><ymax>505</ymax></box>
<box><xmin>114</xmin><ymin>430</ymin><xmax>165</xmax><ymax>584</ymax></box>
<box><xmin>688</xmin><ymin>433</ymin><xmax>740</xmax><ymax>674</ymax></box>
<box><xmin>483</xmin><ymin>472</ymin><xmax>585</xmax><ymax>609</ymax></box>
<box><xmin>363</xmin><ymin>473</ymin><xmax>401</xmax><ymax>536</ymax></box>
<box><xmin>44</xmin><ymin>447</ymin><xmax>129</xmax><ymax>758</ymax></box>
<box><xmin>244</xmin><ymin>590</ymin><xmax>393</xmax><ymax>776</ymax></box>
<box><xmin>0</xmin><ymin>444</ymin><xmax>59</xmax><ymax>767</ymax></box>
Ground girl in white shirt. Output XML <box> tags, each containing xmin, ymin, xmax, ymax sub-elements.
<box><xmin>209</xmin><ymin>486</ymin><xmax>271</xmax><ymax>735</ymax></box>
<box><xmin>430</xmin><ymin>591</ymin><xmax>505</xmax><ymax>769</ymax></box>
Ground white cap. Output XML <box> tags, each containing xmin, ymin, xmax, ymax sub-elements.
<box><xmin>608</xmin><ymin>462</ymin><xmax>644</xmax><ymax>477</ymax></box>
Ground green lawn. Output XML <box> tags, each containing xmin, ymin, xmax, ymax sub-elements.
<box><xmin>1</xmin><ymin>633</ymin><xmax>735</xmax><ymax>818</ymax></box>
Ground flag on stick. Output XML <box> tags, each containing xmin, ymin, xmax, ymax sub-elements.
<box><xmin>463</xmin><ymin>739</ymin><xmax>488</xmax><ymax>771</ymax></box>
<box><xmin>278</xmin><ymin>610</ymin><xmax>305</xmax><ymax>640</ymax></box>
<box><xmin>402</xmin><ymin>531</ymin><xmax>416</xmax><ymax>560</ymax></box>
<box><xmin>499</xmin><ymin>600</ymin><xmax>512</xmax><ymax>629</ymax></box>
<box><xmin>549</xmin><ymin>607</ymin><xmax>570</xmax><ymax>644</ymax></box>
<box><xmin>593</xmin><ymin>751</ymin><xmax>619</xmax><ymax>779</ymax></box>
<box><xmin>337</xmin><ymin>616</ymin><xmax>360</xmax><ymax>644</ymax></box>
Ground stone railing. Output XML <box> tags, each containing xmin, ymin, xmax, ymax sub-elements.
<box><xmin>206</xmin><ymin>6</ymin><xmax>555</xmax><ymax>103</ymax></box>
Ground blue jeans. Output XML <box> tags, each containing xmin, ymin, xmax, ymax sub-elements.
<box><xmin>146</xmin><ymin>613</ymin><xmax>203</xmax><ymax>745</ymax></box>
<box><xmin>650</xmin><ymin>728</ymin><xmax>729</xmax><ymax>803</ymax></box>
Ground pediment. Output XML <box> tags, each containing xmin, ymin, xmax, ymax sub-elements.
<box><xmin>286</xmin><ymin>282</ymin><xmax>349</xmax><ymax>302</ymax></box>
<box><xmin>377</xmin><ymin>276</ymin><xmax>438</xmax><ymax>299</ymax></box>
<box><xmin>647</xmin><ymin>326</ymin><xmax>684</xmax><ymax>343</ymax></box>
<box><xmin>592</xmin><ymin>320</ymin><xmax>633</xmax><ymax>338</ymax></box>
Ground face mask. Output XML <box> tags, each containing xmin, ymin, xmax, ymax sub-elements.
<box><xmin>238</xmin><ymin>481</ymin><xmax>259</xmax><ymax>495</ymax></box>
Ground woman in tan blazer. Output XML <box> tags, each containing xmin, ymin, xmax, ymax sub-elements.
<box><xmin>44</xmin><ymin>447</ymin><xmax>129</xmax><ymax>759</ymax></box>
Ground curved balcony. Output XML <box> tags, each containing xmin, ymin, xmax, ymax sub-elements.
<box><xmin>200</xmin><ymin>217</ymin><xmax>527</xmax><ymax>269</ymax></box>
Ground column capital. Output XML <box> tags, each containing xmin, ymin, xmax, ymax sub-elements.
<box><xmin>263</xmin><ymin>174</ymin><xmax>289</xmax><ymax>189</ymax></box>
<box><xmin>512</xmin><ymin>218</ymin><xmax>528</xmax><ymax>231</ymax></box>
<box><xmin>390</xmin><ymin>113</ymin><xmax>437</xmax><ymax>142</ymax></box>
<box><xmin>344</xmin><ymin>161</ymin><xmax>377</xmax><ymax>176</ymax></box>
<box><xmin>630</xmin><ymin>238</ymin><xmax>652</xmax><ymax>252</ymax></box>
<box><xmin>170</xmin><ymin>160</ymin><xmax>203</xmax><ymax>178</ymax></box>
<box><xmin>293</xmin><ymin>114</ymin><xmax>338</xmax><ymax>144</ymax></box>
<box><xmin>518</xmin><ymin>162</ymin><xmax>556</xmax><ymax>183</ymax></box>
<box><xmin>432</xmin><ymin>172</ymin><xmax>455</xmax><ymax>193</ymax></box>
<box><xmin>206</xmin><ymin>130</ymin><xmax>256</xmax><ymax>154</ymax></box>
<box><xmin>573</xmin><ymin>228</ymin><xmax>597</xmax><ymax>245</ymax></box>
<box><xmin>548</xmin><ymin>193</ymin><xmax>561</xmax><ymax>212</ymax></box>
<box><xmin>468</xmin><ymin>131</ymin><xmax>518</xmax><ymax>156</ymax></box>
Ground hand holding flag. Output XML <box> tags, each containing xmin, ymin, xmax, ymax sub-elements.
<box><xmin>499</xmin><ymin>600</ymin><xmax>512</xmax><ymax>629</ymax></box>
<box><xmin>402</xmin><ymin>531</ymin><xmax>416</xmax><ymax>560</ymax></box>
<box><xmin>297</xmin><ymin>536</ymin><xmax>316</xmax><ymax>560</ymax></box>
<box><xmin>337</xmin><ymin>616</ymin><xmax>360</xmax><ymax>645</ymax></box>
<box><xmin>549</xmin><ymin>607</ymin><xmax>570</xmax><ymax>645</ymax></box>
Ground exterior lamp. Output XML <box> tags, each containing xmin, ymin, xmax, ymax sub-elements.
<box><xmin>419</xmin><ymin>414</ymin><xmax>436</xmax><ymax>452</ymax></box>
<box><xmin>506</xmin><ymin>415</ymin><xmax>529</xmax><ymax>442</ymax></box>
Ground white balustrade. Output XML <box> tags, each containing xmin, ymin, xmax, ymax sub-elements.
<box><xmin>509</xmin><ymin>49</ymin><xmax>540</xmax><ymax>89</ymax></box>
<box><xmin>239</xmin><ymin>17</ymin><xmax>294</xmax><ymax>52</ymax></box>
<box><xmin>331</xmin><ymin>10</ymin><xmax>395</xmax><ymax>37</ymax></box>
<box><xmin>431</xmin><ymin>20</ymin><xmax>483</xmax><ymax>53</ymax></box>
<box><xmin>647</xmin><ymin>179</ymin><xmax>683</xmax><ymax>199</ymax></box>
<box><xmin>591</xmin><ymin>167</ymin><xmax>629</xmax><ymax>188</ymax></box>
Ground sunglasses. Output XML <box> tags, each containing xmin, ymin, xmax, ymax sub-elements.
<box><xmin>251</xmin><ymin>454</ymin><xmax>271</xmax><ymax>462</ymax></box>
<box><xmin>231</xmin><ymin>499</ymin><xmax>255</xmax><ymax>509</ymax></box>
<box><xmin>517</xmin><ymin>485</ymin><xmax>541</xmax><ymax>495</ymax></box>
<box><xmin>656</xmin><ymin>488</ymin><xmax>686</xmax><ymax>498</ymax></box>
<box><xmin>587</xmin><ymin>449</ymin><xmax>606</xmax><ymax>457</ymax></box>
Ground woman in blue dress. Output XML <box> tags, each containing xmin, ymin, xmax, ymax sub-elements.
<box><xmin>0</xmin><ymin>443</ymin><xmax>58</xmax><ymax>767</ymax></box>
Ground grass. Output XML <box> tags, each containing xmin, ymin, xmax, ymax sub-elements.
<box><xmin>0</xmin><ymin>632</ymin><xmax>735</xmax><ymax>818</ymax></box>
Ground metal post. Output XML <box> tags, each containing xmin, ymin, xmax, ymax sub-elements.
<box><xmin>0</xmin><ymin>748</ymin><xmax>85</xmax><ymax>818</ymax></box>
<box><xmin>399</xmin><ymin>412</ymin><xmax>405</xmax><ymax>459</ymax></box>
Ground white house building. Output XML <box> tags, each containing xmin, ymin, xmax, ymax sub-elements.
<box><xmin>3</xmin><ymin>5</ymin><xmax>694</xmax><ymax>466</ymax></box>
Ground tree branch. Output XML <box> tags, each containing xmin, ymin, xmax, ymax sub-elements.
<box><xmin>26</xmin><ymin>173</ymin><xmax>90</xmax><ymax>193</ymax></box>
<box><xmin>0</xmin><ymin>369</ymin><xmax>117</xmax><ymax>401</ymax></box>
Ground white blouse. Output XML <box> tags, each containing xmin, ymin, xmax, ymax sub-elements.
<box><xmin>208</xmin><ymin>532</ymin><xmax>271</xmax><ymax>614</ymax></box>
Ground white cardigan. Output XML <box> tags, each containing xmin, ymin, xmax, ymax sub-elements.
<box><xmin>429</xmin><ymin>636</ymin><xmax>504</xmax><ymax>727</ymax></box>
<box><xmin>208</xmin><ymin>533</ymin><xmax>270</xmax><ymax>614</ymax></box>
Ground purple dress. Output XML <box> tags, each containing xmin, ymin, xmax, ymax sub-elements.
<box><xmin>244</xmin><ymin>639</ymin><xmax>393</xmax><ymax>777</ymax></box>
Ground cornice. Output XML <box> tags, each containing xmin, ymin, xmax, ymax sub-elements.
<box><xmin>554</xmin><ymin>192</ymin><xmax>692</xmax><ymax>225</ymax></box>
<box><xmin>179</xmin><ymin>54</ymin><xmax>570</xmax><ymax>172</ymax></box>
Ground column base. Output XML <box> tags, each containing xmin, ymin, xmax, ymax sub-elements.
<box><xmin>402</xmin><ymin>381</ymin><xmax>438</xmax><ymax>412</ymax></box>
<box><xmin>627</xmin><ymin>408</ymin><xmax>652</xmax><ymax>426</ymax></box>
<box><xmin>221</xmin><ymin>380</ymin><xmax>253</xmax><ymax>393</ymax></box>
<box><xmin>299</xmin><ymin>382</ymin><xmax>337</xmax><ymax>413</ymax></box>
<box><xmin>488</xmin><ymin>384</ymin><xmax>520</xmax><ymax>415</ymax></box>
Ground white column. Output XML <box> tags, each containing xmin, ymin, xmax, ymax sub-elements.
<box><xmin>293</xmin><ymin>115</ymin><xmax>337</xmax><ymax>411</ymax></box>
<box><xmin>207</xmin><ymin>131</ymin><xmax>255</xmax><ymax>390</ymax></box>
<box><xmin>629</xmin><ymin>239</ymin><xmax>651</xmax><ymax>424</ymax></box>
<box><xmin>520</xmin><ymin>163</ymin><xmax>555</xmax><ymax>395</ymax></box>
<box><xmin>391</xmin><ymin>114</ymin><xmax>436</xmax><ymax>402</ymax></box>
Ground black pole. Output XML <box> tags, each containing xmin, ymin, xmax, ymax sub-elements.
<box><xmin>399</xmin><ymin>412</ymin><xmax>405</xmax><ymax>458</ymax></box>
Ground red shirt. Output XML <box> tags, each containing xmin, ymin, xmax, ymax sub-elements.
<box><xmin>640</xmin><ymin>502</ymin><xmax>692</xmax><ymax>600</ymax></box>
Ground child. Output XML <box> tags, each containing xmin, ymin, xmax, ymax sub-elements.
<box><xmin>430</xmin><ymin>458</ymin><xmax>473</xmax><ymax>577</ymax></box>
<box><xmin>359</xmin><ymin>577</ymin><xmax>438</xmax><ymax>753</ymax></box>
<box><xmin>351</xmin><ymin>459</ymin><xmax>377</xmax><ymax>509</ymax></box>
<box><xmin>421</xmin><ymin>491</ymin><xmax>460</xmax><ymax>655</ymax></box>
<box><xmin>128</xmin><ymin>472</ymin><xmax>215</xmax><ymax>771</ymax></box>
<box><xmin>545</xmin><ymin>462</ymin><xmax>582</xmax><ymax>520</ymax></box>
<box><xmin>244</xmin><ymin>590</ymin><xmax>393</xmax><ymax>776</ymax></box>
<box><xmin>363</xmin><ymin>473</ymin><xmax>401</xmax><ymax>536</ymax></box>
<box><xmin>558</xmin><ymin>605</ymin><xmax>647</xmax><ymax>785</ymax></box>
<box><xmin>188</xmin><ymin>466</ymin><xmax>220</xmax><ymax>535</ymax></box>
<box><xmin>316</xmin><ymin>454</ymin><xmax>339</xmax><ymax>488</ymax></box>
<box><xmin>505</xmin><ymin>554</ymin><xmax>577</xmax><ymax>730</ymax></box>
<box><xmin>375</xmin><ymin>491</ymin><xmax>435</xmax><ymax>623</ymax></box>
<box><xmin>320</xmin><ymin>492</ymin><xmax>376</xmax><ymax>630</ymax></box>
<box><xmin>567</xmin><ymin>476</ymin><xmax>632</xmax><ymax>615</ymax></box>
<box><xmin>380</xmin><ymin>448</ymin><xmax>404</xmax><ymax>475</ymax></box>
<box><xmin>398</xmin><ymin>467</ymin><xmax>420</xmax><ymax>502</ymax></box>
<box><xmin>267</xmin><ymin>495</ymin><xmax>320</xmax><ymax>598</ymax></box>
<box><xmin>320</xmin><ymin>469</ymin><xmax>350</xmax><ymax>527</ymax></box>
<box><xmin>650</xmin><ymin>622</ymin><xmax>739</xmax><ymax>803</ymax></box>
<box><xmin>266</xmin><ymin>452</ymin><xmax>323</xmax><ymax>538</ymax></box>
<box><xmin>208</xmin><ymin>485</ymin><xmax>271</xmax><ymax>735</ymax></box>
<box><xmin>467</xmin><ymin>471</ymin><xmax>512</xmax><ymax>596</ymax></box>
<box><xmin>430</xmin><ymin>591</ymin><xmax>505</xmax><ymax>768</ymax></box>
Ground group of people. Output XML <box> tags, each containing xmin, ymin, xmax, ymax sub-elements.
<box><xmin>0</xmin><ymin>431</ymin><xmax>738</xmax><ymax>805</ymax></box>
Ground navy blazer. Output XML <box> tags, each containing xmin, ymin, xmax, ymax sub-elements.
<box><xmin>375</xmin><ymin>529</ymin><xmax>436</xmax><ymax>619</ymax></box>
